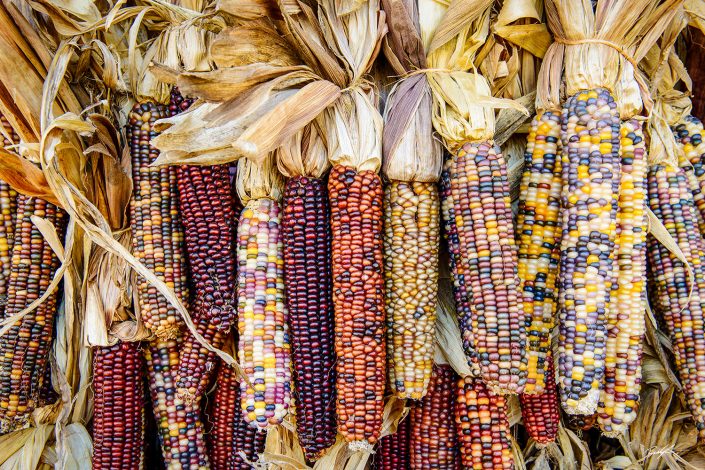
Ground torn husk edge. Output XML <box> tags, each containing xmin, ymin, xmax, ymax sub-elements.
<box><xmin>276</xmin><ymin>117</ymin><xmax>330</xmax><ymax>179</ymax></box>
<box><xmin>236</xmin><ymin>153</ymin><xmax>284</xmax><ymax>203</ymax></box>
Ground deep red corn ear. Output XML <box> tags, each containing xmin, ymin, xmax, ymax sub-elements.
<box><xmin>520</xmin><ymin>355</ymin><xmax>560</xmax><ymax>445</ymax></box>
<box><xmin>92</xmin><ymin>341</ymin><xmax>145</xmax><ymax>469</ymax></box>
<box><xmin>282</xmin><ymin>175</ymin><xmax>336</xmax><ymax>460</ymax></box>
<box><xmin>410</xmin><ymin>364</ymin><xmax>461</xmax><ymax>469</ymax></box>
<box><xmin>374</xmin><ymin>415</ymin><xmax>410</xmax><ymax>470</ymax></box>
<box><xmin>207</xmin><ymin>361</ymin><xmax>267</xmax><ymax>470</ymax></box>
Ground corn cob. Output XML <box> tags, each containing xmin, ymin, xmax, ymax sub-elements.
<box><xmin>455</xmin><ymin>375</ymin><xmax>513</xmax><ymax>470</ymax></box>
<box><xmin>237</xmin><ymin>197</ymin><xmax>291</xmax><ymax>429</ymax></box>
<box><xmin>646</xmin><ymin>163</ymin><xmax>705</xmax><ymax>439</ymax></box>
<box><xmin>374</xmin><ymin>415</ymin><xmax>411</xmax><ymax>470</ymax></box>
<box><xmin>598</xmin><ymin>119</ymin><xmax>647</xmax><ymax>437</ymax></box>
<box><xmin>517</xmin><ymin>111</ymin><xmax>563</xmax><ymax>393</ymax></box>
<box><xmin>410</xmin><ymin>364</ymin><xmax>461</xmax><ymax>469</ymax></box>
<box><xmin>328</xmin><ymin>165</ymin><xmax>386</xmax><ymax>447</ymax></box>
<box><xmin>281</xmin><ymin>175</ymin><xmax>336</xmax><ymax>460</ymax></box>
<box><xmin>92</xmin><ymin>341</ymin><xmax>145</xmax><ymax>469</ymax></box>
<box><xmin>144</xmin><ymin>339</ymin><xmax>209</xmax><ymax>469</ymax></box>
<box><xmin>519</xmin><ymin>355</ymin><xmax>560</xmax><ymax>445</ymax></box>
<box><xmin>129</xmin><ymin>101</ymin><xmax>189</xmax><ymax>340</ymax></box>
<box><xmin>440</xmin><ymin>169</ymin><xmax>479</xmax><ymax>372</ymax></box>
<box><xmin>0</xmin><ymin>116</ymin><xmax>18</xmax><ymax>320</ymax></box>
<box><xmin>445</xmin><ymin>142</ymin><xmax>526</xmax><ymax>394</ymax></box>
<box><xmin>384</xmin><ymin>181</ymin><xmax>439</xmax><ymax>400</ymax></box>
<box><xmin>0</xmin><ymin>195</ymin><xmax>65</xmax><ymax>432</ymax></box>
<box><xmin>673</xmin><ymin>115</ymin><xmax>705</xmax><ymax>232</ymax></box>
<box><xmin>558</xmin><ymin>87</ymin><xmax>620</xmax><ymax>414</ymax></box>
<box><xmin>175</xmin><ymin>160</ymin><xmax>237</xmax><ymax>400</ymax></box>
<box><xmin>207</xmin><ymin>361</ymin><xmax>267</xmax><ymax>470</ymax></box>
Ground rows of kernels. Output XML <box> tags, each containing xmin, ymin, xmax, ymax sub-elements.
<box><xmin>328</xmin><ymin>165</ymin><xmax>386</xmax><ymax>445</ymax></box>
<box><xmin>207</xmin><ymin>362</ymin><xmax>267</xmax><ymax>470</ymax></box>
<box><xmin>455</xmin><ymin>375</ymin><xmax>514</xmax><ymax>470</ymax></box>
<box><xmin>646</xmin><ymin>164</ymin><xmax>705</xmax><ymax>439</ymax></box>
<box><xmin>175</xmin><ymin>162</ymin><xmax>237</xmax><ymax>400</ymax></box>
<box><xmin>374</xmin><ymin>415</ymin><xmax>410</xmax><ymax>470</ymax></box>
<box><xmin>558</xmin><ymin>87</ymin><xmax>620</xmax><ymax>414</ymax></box>
<box><xmin>517</xmin><ymin>111</ymin><xmax>563</xmax><ymax>393</ymax></box>
<box><xmin>0</xmin><ymin>181</ymin><xmax>16</xmax><ymax>316</ymax></box>
<box><xmin>440</xmin><ymin>169</ymin><xmax>479</xmax><ymax>373</ymax></box>
<box><xmin>447</xmin><ymin>142</ymin><xmax>526</xmax><ymax>394</ymax></box>
<box><xmin>92</xmin><ymin>342</ymin><xmax>145</xmax><ymax>470</ymax></box>
<box><xmin>410</xmin><ymin>364</ymin><xmax>461</xmax><ymax>469</ymax></box>
<box><xmin>129</xmin><ymin>101</ymin><xmax>189</xmax><ymax>340</ymax></box>
<box><xmin>0</xmin><ymin>196</ymin><xmax>65</xmax><ymax>432</ymax></box>
<box><xmin>673</xmin><ymin>115</ymin><xmax>705</xmax><ymax>231</ymax></box>
<box><xmin>598</xmin><ymin>119</ymin><xmax>648</xmax><ymax>436</ymax></box>
<box><xmin>144</xmin><ymin>339</ymin><xmax>209</xmax><ymax>469</ymax></box>
<box><xmin>281</xmin><ymin>176</ymin><xmax>337</xmax><ymax>460</ymax></box>
<box><xmin>384</xmin><ymin>180</ymin><xmax>440</xmax><ymax>400</ymax></box>
<box><xmin>237</xmin><ymin>197</ymin><xmax>291</xmax><ymax>429</ymax></box>
<box><xmin>519</xmin><ymin>355</ymin><xmax>560</xmax><ymax>445</ymax></box>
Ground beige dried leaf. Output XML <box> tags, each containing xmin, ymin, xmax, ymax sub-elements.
<box><xmin>276</xmin><ymin>117</ymin><xmax>330</xmax><ymax>179</ymax></box>
<box><xmin>236</xmin><ymin>153</ymin><xmax>284</xmax><ymax>202</ymax></box>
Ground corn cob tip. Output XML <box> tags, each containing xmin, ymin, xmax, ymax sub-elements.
<box><xmin>349</xmin><ymin>441</ymin><xmax>375</xmax><ymax>453</ymax></box>
<box><xmin>562</xmin><ymin>390</ymin><xmax>599</xmax><ymax>415</ymax></box>
<box><xmin>153</xmin><ymin>325</ymin><xmax>181</xmax><ymax>341</ymax></box>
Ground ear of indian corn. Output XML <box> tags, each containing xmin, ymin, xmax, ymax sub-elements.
<box><xmin>207</xmin><ymin>361</ymin><xmax>267</xmax><ymax>470</ymax></box>
<box><xmin>281</xmin><ymin>175</ymin><xmax>336</xmax><ymax>460</ymax></box>
<box><xmin>455</xmin><ymin>375</ymin><xmax>514</xmax><ymax>470</ymax></box>
<box><xmin>237</xmin><ymin>197</ymin><xmax>291</xmax><ymax>429</ymax></box>
<box><xmin>597</xmin><ymin>119</ymin><xmax>648</xmax><ymax>437</ymax></box>
<box><xmin>410</xmin><ymin>364</ymin><xmax>461</xmax><ymax>469</ymax></box>
<box><xmin>445</xmin><ymin>142</ymin><xmax>526</xmax><ymax>394</ymax></box>
<box><xmin>374</xmin><ymin>415</ymin><xmax>410</xmax><ymax>470</ymax></box>
<box><xmin>646</xmin><ymin>163</ymin><xmax>705</xmax><ymax>440</ymax></box>
<box><xmin>384</xmin><ymin>180</ymin><xmax>440</xmax><ymax>400</ymax></box>
<box><xmin>0</xmin><ymin>115</ymin><xmax>17</xmax><ymax>318</ymax></box>
<box><xmin>673</xmin><ymin>115</ymin><xmax>705</xmax><ymax>232</ymax></box>
<box><xmin>0</xmin><ymin>195</ymin><xmax>65</xmax><ymax>432</ymax></box>
<box><xmin>129</xmin><ymin>100</ymin><xmax>189</xmax><ymax>340</ymax></box>
<box><xmin>519</xmin><ymin>355</ymin><xmax>560</xmax><ymax>445</ymax></box>
<box><xmin>92</xmin><ymin>341</ymin><xmax>145</xmax><ymax>470</ymax></box>
<box><xmin>144</xmin><ymin>339</ymin><xmax>209</xmax><ymax>469</ymax></box>
<box><xmin>517</xmin><ymin>111</ymin><xmax>563</xmax><ymax>394</ymax></box>
<box><xmin>558</xmin><ymin>87</ymin><xmax>620</xmax><ymax>414</ymax></box>
<box><xmin>328</xmin><ymin>165</ymin><xmax>386</xmax><ymax>447</ymax></box>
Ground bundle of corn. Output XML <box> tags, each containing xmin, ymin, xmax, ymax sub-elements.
<box><xmin>235</xmin><ymin>155</ymin><xmax>291</xmax><ymax>430</ymax></box>
<box><xmin>380</xmin><ymin>0</ymin><xmax>442</xmax><ymax>401</ymax></box>
<box><xmin>277</xmin><ymin>122</ymin><xmax>336</xmax><ymax>460</ymax></box>
<box><xmin>409</xmin><ymin>363</ymin><xmax>461</xmax><ymax>468</ymax></box>
<box><xmin>420</xmin><ymin>0</ymin><xmax>528</xmax><ymax>395</ymax></box>
<box><xmin>535</xmin><ymin>0</ymin><xmax>678</xmax><ymax>417</ymax></box>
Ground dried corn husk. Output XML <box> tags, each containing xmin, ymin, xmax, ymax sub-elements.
<box><xmin>276</xmin><ymin>117</ymin><xmax>330</xmax><ymax>179</ymax></box>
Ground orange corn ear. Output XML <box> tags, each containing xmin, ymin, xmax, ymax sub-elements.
<box><xmin>92</xmin><ymin>342</ymin><xmax>145</xmax><ymax>469</ymax></box>
<box><xmin>444</xmin><ymin>142</ymin><xmax>527</xmax><ymax>394</ymax></box>
<box><xmin>456</xmin><ymin>375</ymin><xmax>513</xmax><ymax>470</ymax></box>
<box><xmin>328</xmin><ymin>165</ymin><xmax>386</xmax><ymax>448</ymax></box>
<box><xmin>410</xmin><ymin>364</ymin><xmax>461</xmax><ymax>469</ymax></box>
<box><xmin>129</xmin><ymin>100</ymin><xmax>189</xmax><ymax>340</ymax></box>
<box><xmin>520</xmin><ymin>355</ymin><xmax>560</xmax><ymax>445</ymax></box>
<box><xmin>0</xmin><ymin>195</ymin><xmax>65</xmax><ymax>433</ymax></box>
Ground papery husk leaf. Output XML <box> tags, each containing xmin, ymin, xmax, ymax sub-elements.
<box><xmin>494</xmin><ymin>91</ymin><xmax>536</xmax><ymax>147</ymax></box>
<box><xmin>216</xmin><ymin>0</ymin><xmax>279</xmax><ymax>20</ymax></box>
<box><xmin>263</xmin><ymin>418</ymin><xmax>308</xmax><ymax>470</ymax></box>
<box><xmin>0</xmin><ymin>148</ymin><xmax>60</xmax><ymax>207</ymax></box>
<box><xmin>276</xmin><ymin>117</ymin><xmax>330</xmax><ymax>179</ymax></box>
<box><xmin>0</xmin><ymin>425</ymin><xmax>53</xmax><ymax>469</ymax></box>
<box><xmin>381</xmin><ymin>0</ymin><xmax>425</xmax><ymax>73</ymax></box>
<box><xmin>24</xmin><ymin>0</ymin><xmax>101</xmax><ymax>36</ymax></box>
<box><xmin>56</xmin><ymin>423</ymin><xmax>92</xmax><ymax>470</ymax></box>
<box><xmin>686</xmin><ymin>0</ymin><xmax>705</xmax><ymax>33</ymax></box>
<box><xmin>426</xmin><ymin>0</ymin><xmax>494</xmax><ymax>55</ymax></box>
<box><xmin>436</xmin><ymin>276</ymin><xmax>475</xmax><ymax>378</ymax></box>
<box><xmin>493</xmin><ymin>24</ymin><xmax>552</xmax><ymax>59</ymax></box>
<box><xmin>211</xmin><ymin>22</ymin><xmax>300</xmax><ymax>69</ymax></box>
<box><xmin>496</xmin><ymin>0</ymin><xmax>542</xmax><ymax>25</ymax></box>
<box><xmin>236</xmin><ymin>153</ymin><xmax>284</xmax><ymax>202</ymax></box>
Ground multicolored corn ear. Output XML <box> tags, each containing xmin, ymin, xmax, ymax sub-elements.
<box><xmin>646</xmin><ymin>163</ymin><xmax>705</xmax><ymax>440</ymax></box>
<box><xmin>92</xmin><ymin>341</ymin><xmax>145</xmax><ymax>469</ymax></box>
<box><xmin>440</xmin><ymin>169</ymin><xmax>479</xmax><ymax>373</ymax></box>
<box><xmin>129</xmin><ymin>100</ymin><xmax>189</xmax><ymax>340</ymax></box>
<box><xmin>384</xmin><ymin>181</ymin><xmax>439</xmax><ymax>400</ymax></box>
<box><xmin>281</xmin><ymin>175</ymin><xmax>336</xmax><ymax>460</ymax></box>
<box><xmin>517</xmin><ymin>111</ymin><xmax>563</xmax><ymax>394</ymax></box>
<box><xmin>410</xmin><ymin>364</ymin><xmax>461</xmax><ymax>469</ymax></box>
<box><xmin>144</xmin><ymin>339</ymin><xmax>209</xmax><ymax>469</ymax></box>
<box><xmin>237</xmin><ymin>197</ymin><xmax>291</xmax><ymax>429</ymax></box>
<box><xmin>558</xmin><ymin>88</ymin><xmax>620</xmax><ymax>414</ymax></box>
<box><xmin>207</xmin><ymin>361</ymin><xmax>267</xmax><ymax>470</ymax></box>
<box><xmin>519</xmin><ymin>355</ymin><xmax>560</xmax><ymax>445</ymax></box>
<box><xmin>175</xmin><ymin>160</ymin><xmax>237</xmax><ymax>400</ymax></box>
<box><xmin>0</xmin><ymin>195</ymin><xmax>65</xmax><ymax>432</ymax></box>
<box><xmin>598</xmin><ymin>119</ymin><xmax>648</xmax><ymax>437</ymax></box>
<box><xmin>328</xmin><ymin>165</ymin><xmax>386</xmax><ymax>447</ymax></box>
<box><xmin>673</xmin><ymin>115</ymin><xmax>705</xmax><ymax>231</ymax></box>
<box><xmin>455</xmin><ymin>375</ymin><xmax>514</xmax><ymax>470</ymax></box>
<box><xmin>444</xmin><ymin>142</ymin><xmax>526</xmax><ymax>394</ymax></box>
<box><xmin>0</xmin><ymin>116</ymin><xmax>18</xmax><ymax>319</ymax></box>
<box><xmin>374</xmin><ymin>415</ymin><xmax>410</xmax><ymax>470</ymax></box>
